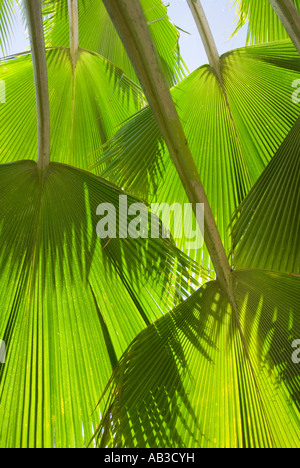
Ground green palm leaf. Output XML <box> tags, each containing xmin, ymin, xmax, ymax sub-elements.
<box><xmin>0</xmin><ymin>0</ymin><xmax>15</xmax><ymax>55</ymax></box>
<box><xmin>43</xmin><ymin>0</ymin><xmax>186</xmax><ymax>86</ymax></box>
<box><xmin>96</xmin><ymin>270</ymin><xmax>300</xmax><ymax>448</ymax></box>
<box><xmin>232</xmin><ymin>0</ymin><xmax>300</xmax><ymax>45</ymax></box>
<box><xmin>0</xmin><ymin>47</ymin><xmax>143</xmax><ymax>169</ymax></box>
<box><xmin>97</xmin><ymin>40</ymin><xmax>300</xmax><ymax>277</ymax></box>
<box><xmin>231</xmin><ymin>117</ymin><xmax>300</xmax><ymax>274</ymax></box>
<box><xmin>0</xmin><ymin>160</ymin><xmax>199</xmax><ymax>448</ymax></box>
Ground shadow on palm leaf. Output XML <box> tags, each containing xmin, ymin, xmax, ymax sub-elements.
<box><xmin>97</xmin><ymin>280</ymin><xmax>223</xmax><ymax>448</ymax></box>
<box><xmin>234</xmin><ymin>271</ymin><xmax>300</xmax><ymax>414</ymax></box>
<box><xmin>0</xmin><ymin>160</ymin><xmax>199</xmax><ymax>447</ymax></box>
<box><xmin>231</xmin><ymin>117</ymin><xmax>300</xmax><ymax>274</ymax></box>
<box><xmin>95</xmin><ymin>120</ymin><xmax>300</xmax><ymax>447</ymax></box>
<box><xmin>96</xmin><ymin>271</ymin><xmax>300</xmax><ymax>448</ymax></box>
<box><xmin>0</xmin><ymin>160</ymin><xmax>196</xmax><ymax>290</ymax></box>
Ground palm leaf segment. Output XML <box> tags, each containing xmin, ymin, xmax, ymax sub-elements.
<box><xmin>0</xmin><ymin>0</ymin><xmax>15</xmax><ymax>55</ymax></box>
<box><xmin>231</xmin><ymin>116</ymin><xmax>300</xmax><ymax>274</ymax></box>
<box><xmin>0</xmin><ymin>0</ymin><xmax>185</xmax><ymax>170</ymax></box>
<box><xmin>98</xmin><ymin>40</ymin><xmax>300</xmax><ymax>277</ymax></box>
<box><xmin>232</xmin><ymin>0</ymin><xmax>300</xmax><ymax>44</ymax></box>
<box><xmin>98</xmin><ymin>270</ymin><xmax>300</xmax><ymax>448</ymax></box>
<box><xmin>0</xmin><ymin>48</ymin><xmax>143</xmax><ymax>169</ymax></box>
<box><xmin>96</xmin><ymin>101</ymin><xmax>300</xmax><ymax>448</ymax></box>
<box><xmin>43</xmin><ymin>0</ymin><xmax>186</xmax><ymax>86</ymax></box>
<box><xmin>0</xmin><ymin>160</ymin><xmax>199</xmax><ymax>448</ymax></box>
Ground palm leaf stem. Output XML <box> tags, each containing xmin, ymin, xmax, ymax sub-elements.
<box><xmin>269</xmin><ymin>0</ymin><xmax>300</xmax><ymax>54</ymax></box>
<box><xmin>102</xmin><ymin>0</ymin><xmax>233</xmax><ymax>299</ymax></box>
<box><xmin>186</xmin><ymin>0</ymin><xmax>245</xmax><ymax>182</ymax></box>
<box><xmin>68</xmin><ymin>0</ymin><xmax>79</xmax><ymax>72</ymax></box>
<box><xmin>24</xmin><ymin>0</ymin><xmax>50</xmax><ymax>171</ymax></box>
<box><xmin>186</xmin><ymin>0</ymin><xmax>222</xmax><ymax>81</ymax></box>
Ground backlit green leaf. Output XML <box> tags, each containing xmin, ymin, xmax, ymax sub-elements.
<box><xmin>0</xmin><ymin>160</ymin><xmax>198</xmax><ymax>448</ymax></box>
<box><xmin>97</xmin><ymin>270</ymin><xmax>300</xmax><ymax>448</ymax></box>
